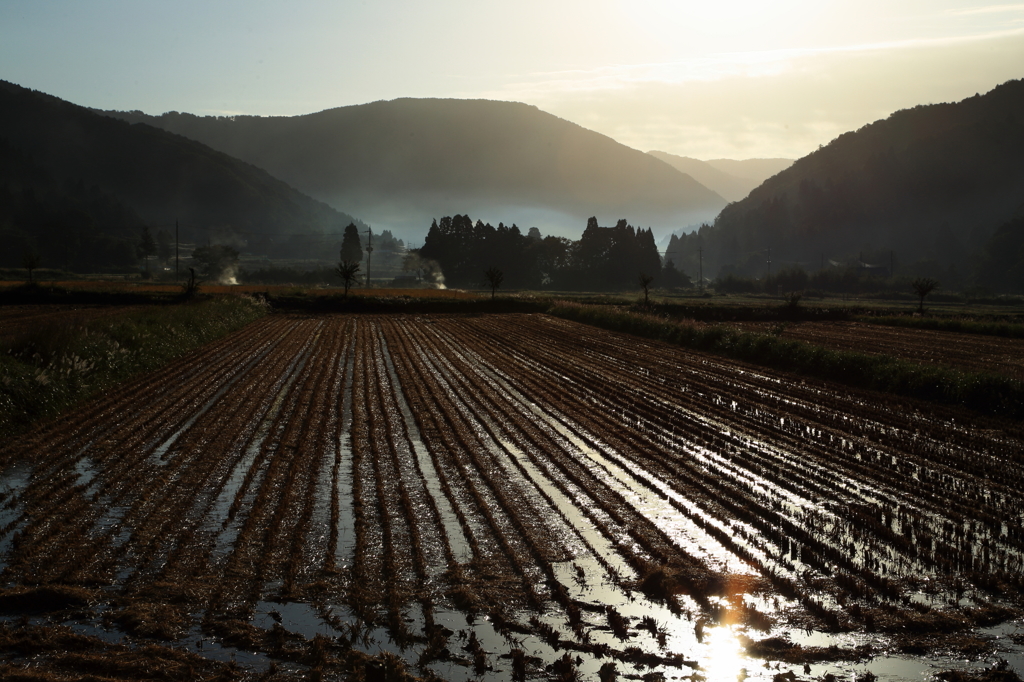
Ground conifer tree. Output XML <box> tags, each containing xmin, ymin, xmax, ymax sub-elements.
<box><xmin>340</xmin><ymin>223</ymin><xmax>363</xmax><ymax>263</ymax></box>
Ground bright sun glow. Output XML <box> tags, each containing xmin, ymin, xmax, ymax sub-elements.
<box><xmin>701</xmin><ymin>625</ymin><xmax>746</xmax><ymax>682</ymax></box>
<box><xmin>613</xmin><ymin>0</ymin><xmax>832</xmax><ymax>54</ymax></box>
<box><xmin>3</xmin><ymin>1</ymin><xmax>1023</xmax><ymax>162</ymax></box>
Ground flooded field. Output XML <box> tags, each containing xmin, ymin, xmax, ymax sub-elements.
<box><xmin>1</xmin><ymin>312</ymin><xmax>1022</xmax><ymax>681</ymax></box>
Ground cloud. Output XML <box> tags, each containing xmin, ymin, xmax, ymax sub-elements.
<box><xmin>486</xmin><ymin>30</ymin><xmax>1024</xmax><ymax>159</ymax></box>
<box><xmin>945</xmin><ymin>3</ymin><xmax>1024</xmax><ymax>16</ymax></box>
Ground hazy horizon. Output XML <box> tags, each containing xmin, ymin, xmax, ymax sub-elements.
<box><xmin>2</xmin><ymin>1</ymin><xmax>1022</xmax><ymax>161</ymax></box>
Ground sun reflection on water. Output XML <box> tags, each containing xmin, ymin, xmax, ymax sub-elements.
<box><xmin>701</xmin><ymin>625</ymin><xmax>746</xmax><ymax>682</ymax></box>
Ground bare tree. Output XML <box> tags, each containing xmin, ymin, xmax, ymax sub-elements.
<box><xmin>335</xmin><ymin>259</ymin><xmax>361</xmax><ymax>298</ymax></box>
<box><xmin>182</xmin><ymin>267</ymin><xmax>200</xmax><ymax>298</ymax></box>
<box><xmin>21</xmin><ymin>250</ymin><xmax>41</xmax><ymax>283</ymax></box>
<box><xmin>484</xmin><ymin>267</ymin><xmax>504</xmax><ymax>300</ymax></box>
<box><xmin>911</xmin><ymin>277</ymin><xmax>939</xmax><ymax>313</ymax></box>
<box><xmin>638</xmin><ymin>272</ymin><xmax>655</xmax><ymax>308</ymax></box>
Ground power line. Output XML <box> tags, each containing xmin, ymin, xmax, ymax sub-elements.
<box><xmin>145</xmin><ymin>224</ymin><xmax>402</xmax><ymax>240</ymax></box>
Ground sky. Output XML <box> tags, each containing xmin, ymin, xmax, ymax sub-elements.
<box><xmin>2</xmin><ymin>0</ymin><xmax>1023</xmax><ymax>161</ymax></box>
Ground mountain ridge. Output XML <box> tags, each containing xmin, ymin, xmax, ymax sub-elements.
<box><xmin>685</xmin><ymin>78</ymin><xmax>1024</xmax><ymax>283</ymax></box>
<box><xmin>0</xmin><ymin>79</ymin><xmax>367</xmax><ymax>263</ymax></box>
<box><xmin>101</xmin><ymin>98</ymin><xmax>728</xmax><ymax>240</ymax></box>
<box><xmin>647</xmin><ymin>152</ymin><xmax>793</xmax><ymax>202</ymax></box>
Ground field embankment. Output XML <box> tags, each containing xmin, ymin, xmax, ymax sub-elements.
<box><xmin>731</xmin><ymin>319</ymin><xmax>1024</xmax><ymax>381</ymax></box>
<box><xmin>549</xmin><ymin>301</ymin><xmax>1024</xmax><ymax>419</ymax></box>
<box><xmin>865</xmin><ymin>314</ymin><xmax>1024</xmax><ymax>339</ymax></box>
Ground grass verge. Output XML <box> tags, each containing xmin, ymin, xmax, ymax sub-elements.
<box><xmin>0</xmin><ymin>295</ymin><xmax>268</xmax><ymax>440</ymax></box>
<box><xmin>549</xmin><ymin>301</ymin><xmax>1024</xmax><ymax>420</ymax></box>
<box><xmin>863</xmin><ymin>315</ymin><xmax>1024</xmax><ymax>339</ymax></box>
<box><xmin>265</xmin><ymin>290</ymin><xmax>550</xmax><ymax>313</ymax></box>
<box><xmin>0</xmin><ymin>281</ymin><xmax>182</xmax><ymax>306</ymax></box>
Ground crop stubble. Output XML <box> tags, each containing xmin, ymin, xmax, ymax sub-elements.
<box><xmin>734</xmin><ymin>319</ymin><xmax>1024</xmax><ymax>380</ymax></box>
<box><xmin>1</xmin><ymin>312</ymin><xmax>1022</xmax><ymax>677</ymax></box>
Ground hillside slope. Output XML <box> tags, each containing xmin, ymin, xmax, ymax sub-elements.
<box><xmin>0</xmin><ymin>137</ymin><xmax>147</xmax><ymax>270</ymax></box>
<box><xmin>694</xmin><ymin>79</ymin><xmax>1024</xmax><ymax>280</ymax></box>
<box><xmin>103</xmin><ymin>99</ymin><xmax>726</xmax><ymax>239</ymax></box>
<box><xmin>0</xmin><ymin>80</ymin><xmax>366</xmax><ymax>261</ymax></box>
<box><xmin>647</xmin><ymin>152</ymin><xmax>792</xmax><ymax>202</ymax></box>
<box><xmin>704</xmin><ymin>158</ymin><xmax>793</xmax><ymax>185</ymax></box>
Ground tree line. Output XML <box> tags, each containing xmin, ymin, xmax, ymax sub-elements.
<box><xmin>416</xmin><ymin>215</ymin><xmax>674</xmax><ymax>291</ymax></box>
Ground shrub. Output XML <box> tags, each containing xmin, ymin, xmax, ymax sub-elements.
<box><xmin>0</xmin><ymin>296</ymin><xmax>267</xmax><ymax>439</ymax></box>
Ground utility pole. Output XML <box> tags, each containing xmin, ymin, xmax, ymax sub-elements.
<box><xmin>890</xmin><ymin>250</ymin><xmax>894</xmax><ymax>279</ymax></box>
<box><xmin>767</xmin><ymin>247</ymin><xmax>771</xmax><ymax>278</ymax></box>
<box><xmin>699</xmin><ymin>246</ymin><xmax>703</xmax><ymax>292</ymax></box>
<box><xmin>364</xmin><ymin>227</ymin><xmax>373</xmax><ymax>288</ymax></box>
<box><xmin>175</xmin><ymin>219</ymin><xmax>179</xmax><ymax>283</ymax></box>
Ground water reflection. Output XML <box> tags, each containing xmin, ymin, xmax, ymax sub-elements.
<box><xmin>702</xmin><ymin>626</ymin><xmax>744</xmax><ymax>682</ymax></box>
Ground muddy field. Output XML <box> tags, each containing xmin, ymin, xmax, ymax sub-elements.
<box><xmin>1</xmin><ymin>312</ymin><xmax>1023</xmax><ymax>681</ymax></box>
<box><xmin>734</xmin><ymin>319</ymin><xmax>1024</xmax><ymax>380</ymax></box>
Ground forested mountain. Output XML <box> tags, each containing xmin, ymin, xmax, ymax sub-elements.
<box><xmin>647</xmin><ymin>152</ymin><xmax>793</xmax><ymax>202</ymax></box>
<box><xmin>973</xmin><ymin>215</ymin><xmax>1024</xmax><ymax>293</ymax></box>
<box><xmin>0</xmin><ymin>80</ymin><xmax>367</xmax><ymax>269</ymax></box>
<box><xmin>101</xmin><ymin>99</ymin><xmax>726</xmax><ymax>240</ymax></box>
<box><xmin>682</xmin><ymin>79</ymin><xmax>1024</xmax><ymax>285</ymax></box>
<box><xmin>0</xmin><ymin>138</ymin><xmax>144</xmax><ymax>270</ymax></box>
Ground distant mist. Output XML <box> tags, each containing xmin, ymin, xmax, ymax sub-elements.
<box><xmin>101</xmin><ymin>98</ymin><xmax>726</xmax><ymax>244</ymax></box>
<box><xmin>327</xmin><ymin>192</ymin><xmax>720</xmax><ymax>245</ymax></box>
<box><xmin>647</xmin><ymin>152</ymin><xmax>794</xmax><ymax>204</ymax></box>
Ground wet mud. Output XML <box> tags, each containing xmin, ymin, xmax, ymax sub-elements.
<box><xmin>0</xmin><ymin>312</ymin><xmax>1022</xmax><ymax>680</ymax></box>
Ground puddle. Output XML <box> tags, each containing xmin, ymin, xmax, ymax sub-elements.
<box><xmin>0</xmin><ymin>462</ymin><xmax>32</xmax><ymax>524</ymax></box>
<box><xmin>209</xmin><ymin>331</ymin><xmax>319</xmax><ymax>561</ymax></box>
<box><xmin>91</xmin><ymin>505</ymin><xmax>133</xmax><ymax>548</ymax></box>
<box><xmin>334</xmin><ymin>323</ymin><xmax>357</xmax><ymax>568</ymax></box>
<box><xmin>252</xmin><ymin>600</ymin><xmax>343</xmax><ymax>640</ymax></box>
<box><xmin>0</xmin><ymin>462</ymin><xmax>33</xmax><ymax>571</ymax></box>
<box><xmin>305</xmin><ymin>373</ymin><xmax>344</xmax><ymax>572</ymax></box>
<box><xmin>420</xmin><ymin>325</ymin><xmax>754</xmax><ymax>573</ymax></box>
<box><xmin>468</xmin><ymin>318</ymin><xmax>1018</xmax><ymax>599</ymax></box>
<box><xmin>74</xmin><ymin>457</ymin><xmax>99</xmax><ymax>490</ymax></box>
<box><xmin>4</xmin><ymin>315</ymin><xmax>1023</xmax><ymax>682</ymax></box>
<box><xmin>377</xmin><ymin>330</ymin><xmax>472</xmax><ymax>565</ymax></box>
<box><xmin>475</xmin><ymin>354</ymin><xmax>759</xmax><ymax>575</ymax></box>
<box><xmin>148</xmin><ymin>335</ymin><xmax>283</xmax><ymax>466</ymax></box>
<box><xmin>0</xmin><ymin>609</ymin><xmax>273</xmax><ymax>673</ymax></box>
<box><xmin>498</xmin><ymin>434</ymin><xmax>637</xmax><ymax>580</ymax></box>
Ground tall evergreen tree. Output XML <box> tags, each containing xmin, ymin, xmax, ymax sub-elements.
<box><xmin>340</xmin><ymin>223</ymin><xmax>363</xmax><ymax>263</ymax></box>
<box><xmin>636</xmin><ymin>227</ymin><xmax>662</xmax><ymax>280</ymax></box>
